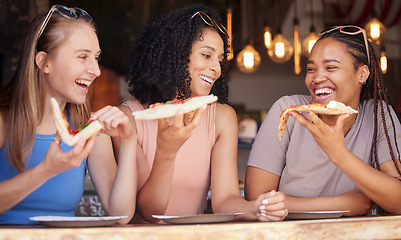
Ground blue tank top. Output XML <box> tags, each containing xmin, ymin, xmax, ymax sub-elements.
<box><xmin>0</xmin><ymin>133</ymin><xmax>86</xmax><ymax>224</ymax></box>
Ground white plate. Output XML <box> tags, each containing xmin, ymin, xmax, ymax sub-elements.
<box><xmin>152</xmin><ymin>213</ymin><xmax>243</xmax><ymax>224</ymax></box>
<box><xmin>286</xmin><ymin>210</ymin><xmax>350</xmax><ymax>220</ymax></box>
<box><xmin>29</xmin><ymin>216</ymin><xmax>127</xmax><ymax>227</ymax></box>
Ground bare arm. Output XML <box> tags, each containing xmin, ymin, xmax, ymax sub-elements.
<box><xmin>135</xmin><ymin>107</ymin><xmax>206</xmax><ymax>223</ymax></box>
<box><xmin>88</xmin><ymin>106</ymin><xmax>137</xmax><ymax>224</ymax></box>
<box><xmin>0</xmin><ymin>113</ymin><xmax>96</xmax><ymax>214</ymax></box>
<box><xmin>211</xmin><ymin>104</ymin><xmax>287</xmax><ymax>221</ymax></box>
<box><xmin>286</xmin><ymin>110</ymin><xmax>401</xmax><ymax>214</ymax></box>
<box><xmin>245</xmin><ymin>166</ymin><xmax>372</xmax><ymax>216</ymax></box>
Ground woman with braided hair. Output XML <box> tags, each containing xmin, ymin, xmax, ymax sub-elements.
<box><xmin>246</xmin><ymin>25</ymin><xmax>401</xmax><ymax>216</ymax></box>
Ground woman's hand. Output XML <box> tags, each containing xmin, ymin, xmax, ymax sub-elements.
<box><xmin>255</xmin><ymin>190</ymin><xmax>287</xmax><ymax>222</ymax></box>
<box><xmin>91</xmin><ymin>105</ymin><xmax>135</xmax><ymax>140</ymax></box>
<box><xmin>288</xmin><ymin>110</ymin><xmax>350</xmax><ymax>159</ymax></box>
<box><xmin>41</xmin><ymin>133</ymin><xmax>96</xmax><ymax>178</ymax></box>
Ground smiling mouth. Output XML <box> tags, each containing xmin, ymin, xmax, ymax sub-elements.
<box><xmin>200</xmin><ymin>75</ymin><xmax>213</xmax><ymax>85</ymax></box>
<box><xmin>315</xmin><ymin>88</ymin><xmax>334</xmax><ymax>97</ymax></box>
<box><xmin>75</xmin><ymin>79</ymin><xmax>91</xmax><ymax>89</ymax></box>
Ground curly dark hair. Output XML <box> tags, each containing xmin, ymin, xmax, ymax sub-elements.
<box><xmin>318</xmin><ymin>26</ymin><xmax>401</xmax><ymax>175</ymax></box>
<box><xmin>126</xmin><ymin>3</ymin><xmax>229</xmax><ymax>105</ymax></box>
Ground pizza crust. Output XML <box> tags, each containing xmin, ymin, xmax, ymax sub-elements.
<box><xmin>278</xmin><ymin>100</ymin><xmax>358</xmax><ymax>140</ymax></box>
<box><xmin>132</xmin><ymin>95</ymin><xmax>218</xmax><ymax>120</ymax></box>
<box><xmin>50</xmin><ymin>98</ymin><xmax>104</xmax><ymax>146</ymax></box>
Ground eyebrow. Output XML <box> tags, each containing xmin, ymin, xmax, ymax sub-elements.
<box><xmin>307</xmin><ymin>59</ymin><xmax>340</xmax><ymax>64</ymax></box>
<box><xmin>74</xmin><ymin>49</ymin><xmax>102</xmax><ymax>55</ymax></box>
<box><xmin>199</xmin><ymin>45</ymin><xmax>224</xmax><ymax>58</ymax></box>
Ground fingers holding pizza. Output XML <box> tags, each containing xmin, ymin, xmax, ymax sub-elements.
<box><xmin>50</xmin><ymin>98</ymin><xmax>135</xmax><ymax>146</ymax></box>
<box><xmin>278</xmin><ymin>100</ymin><xmax>357</xmax><ymax>140</ymax></box>
<box><xmin>279</xmin><ymin>101</ymin><xmax>357</xmax><ymax>158</ymax></box>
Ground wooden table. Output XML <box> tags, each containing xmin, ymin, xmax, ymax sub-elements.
<box><xmin>1</xmin><ymin>215</ymin><xmax>401</xmax><ymax>240</ymax></box>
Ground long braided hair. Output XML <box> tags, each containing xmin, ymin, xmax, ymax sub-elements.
<box><xmin>318</xmin><ymin>26</ymin><xmax>401</xmax><ymax>175</ymax></box>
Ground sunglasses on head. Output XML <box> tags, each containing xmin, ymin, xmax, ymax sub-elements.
<box><xmin>319</xmin><ymin>25</ymin><xmax>370</xmax><ymax>65</ymax></box>
<box><xmin>37</xmin><ymin>5</ymin><xmax>93</xmax><ymax>41</ymax></box>
<box><xmin>191</xmin><ymin>11</ymin><xmax>227</xmax><ymax>36</ymax></box>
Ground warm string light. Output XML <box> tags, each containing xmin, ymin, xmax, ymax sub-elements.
<box><xmin>380</xmin><ymin>45</ymin><xmax>387</xmax><ymax>74</ymax></box>
<box><xmin>293</xmin><ymin>0</ymin><xmax>301</xmax><ymax>75</ymax></box>
<box><xmin>236</xmin><ymin>43</ymin><xmax>261</xmax><ymax>73</ymax></box>
<box><xmin>364</xmin><ymin>11</ymin><xmax>386</xmax><ymax>45</ymax></box>
<box><xmin>227</xmin><ymin>7</ymin><xmax>234</xmax><ymax>61</ymax></box>
<box><xmin>236</xmin><ymin>1</ymin><xmax>261</xmax><ymax>73</ymax></box>
<box><xmin>264</xmin><ymin>26</ymin><xmax>272</xmax><ymax>49</ymax></box>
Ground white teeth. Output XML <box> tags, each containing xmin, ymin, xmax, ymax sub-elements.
<box><xmin>315</xmin><ymin>88</ymin><xmax>334</xmax><ymax>95</ymax></box>
<box><xmin>75</xmin><ymin>80</ymin><xmax>91</xmax><ymax>87</ymax></box>
<box><xmin>200</xmin><ymin>75</ymin><xmax>213</xmax><ymax>84</ymax></box>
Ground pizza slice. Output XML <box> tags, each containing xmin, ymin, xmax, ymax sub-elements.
<box><xmin>278</xmin><ymin>100</ymin><xmax>358</xmax><ymax>140</ymax></box>
<box><xmin>50</xmin><ymin>98</ymin><xmax>104</xmax><ymax>146</ymax></box>
<box><xmin>132</xmin><ymin>94</ymin><xmax>218</xmax><ymax>120</ymax></box>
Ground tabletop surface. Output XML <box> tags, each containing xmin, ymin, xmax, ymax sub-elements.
<box><xmin>1</xmin><ymin>214</ymin><xmax>401</xmax><ymax>240</ymax></box>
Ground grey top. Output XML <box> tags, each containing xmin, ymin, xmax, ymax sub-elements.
<box><xmin>248</xmin><ymin>95</ymin><xmax>401</xmax><ymax>197</ymax></box>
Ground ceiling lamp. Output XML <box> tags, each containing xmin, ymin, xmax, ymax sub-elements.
<box><xmin>236</xmin><ymin>41</ymin><xmax>261</xmax><ymax>73</ymax></box>
<box><xmin>364</xmin><ymin>11</ymin><xmax>386</xmax><ymax>45</ymax></box>
<box><xmin>302</xmin><ymin>0</ymin><xmax>319</xmax><ymax>57</ymax></box>
<box><xmin>264</xmin><ymin>26</ymin><xmax>272</xmax><ymax>49</ymax></box>
<box><xmin>268</xmin><ymin>28</ymin><xmax>293</xmax><ymax>63</ymax></box>
<box><xmin>380</xmin><ymin>45</ymin><xmax>387</xmax><ymax>74</ymax></box>
<box><xmin>293</xmin><ymin>0</ymin><xmax>301</xmax><ymax>74</ymax></box>
<box><xmin>236</xmin><ymin>0</ymin><xmax>261</xmax><ymax>73</ymax></box>
<box><xmin>227</xmin><ymin>4</ymin><xmax>234</xmax><ymax>61</ymax></box>
<box><xmin>268</xmin><ymin>0</ymin><xmax>293</xmax><ymax>63</ymax></box>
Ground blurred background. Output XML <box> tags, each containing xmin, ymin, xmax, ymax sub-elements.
<box><xmin>1</xmin><ymin>0</ymin><xmax>401</xmax><ymax>113</ymax></box>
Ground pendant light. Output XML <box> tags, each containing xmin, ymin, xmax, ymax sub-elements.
<box><xmin>293</xmin><ymin>0</ymin><xmax>301</xmax><ymax>74</ymax></box>
<box><xmin>268</xmin><ymin>0</ymin><xmax>293</xmax><ymax>63</ymax></box>
<box><xmin>236</xmin><ymin>0</ymin><xmax>261</xmax><ymax>73</ymax></box>
<box><xmin>364</xmin><ymin>7</ymin><xmax>386</xmax><ymax>45</ymax></box>
<box><xmin>263</xmin><ymin>0</ymin><xmax>272</xmax><ymax>49</ymax></box>
<box><xmin>380</xmin><ymin>45</ymin><xmax>387</xmax><ymax>74</ymax></box>
<box><xmin>227</xmin><ymin>2</ymin><xmax>234</xmax><ymax>61</ymax></box>
<box><xmin>302</xmin><ymin>0</ymin><xmax>319</xmax><ymax>57</ymax></box>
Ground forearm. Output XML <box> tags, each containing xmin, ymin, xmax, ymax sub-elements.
<box><xmin>213</xmin><ymin>194</ymin><xmax>259</xmax><ymax>221</ymax></box>
<box><xmin>0</xmin><ymin>163</ymin><xmax>55</xmax><ymax>214</ymax></box>
<box><xmin>106</xmin><ymin>136</ymin><xmax>137</xmax><ymax>224</ymax></box>
<box><xmin>286</xmin><ymin>193</ymin><xmax>370</xmax><ymax>216</ymax></box>
<box><xmin>136</xmin><ymin>150</ymin><xmax>176</xmax><ymax>223</ymax></box>
<box><xmin>330</xmin><ymin>148</ymin><xmax>401</xmax><ymax>214</ymax></box>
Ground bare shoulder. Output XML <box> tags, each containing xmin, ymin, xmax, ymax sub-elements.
<box><xmin>215</xmin><ymin>103</ymin><xmax>238</xmax><ymax>133</ymax></box>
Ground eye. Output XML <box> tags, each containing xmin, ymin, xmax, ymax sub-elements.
<box><xmin>327</xmin><ymin>65</ymin><xmax>337</xmax><ymax>71</ymax></box>
<box><xmin>202</xmin><ymin>53</ymin><xmax>211</xmax><ymax>59</ymax></box>
<box><xmin>79</xmin><ymin>55</ymin><xmax>88</xmax><ymax>60</ymax></box>
<box><xmin>306</xmin><ymin>66</ymin><xmax>315</xmax><ymax>73</ymax></box>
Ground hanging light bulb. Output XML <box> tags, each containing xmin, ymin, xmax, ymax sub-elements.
<box><xmin>293</xmin><ymin>0</ymin><xmax>301</xmax><ymax>75</ymax></box>
<box><xmin>302</xmin><ymin>30</ymin><xmax>319</xmax><ymax>57</ymax></box>
<box><xmin>227</xmin><ymin>5</ymin><xmax>234</xmax><ymax>61</ymax></box>
<box><xmin>364</xmin><ymin>11</ymin><xmax>386</xmax><ymax>45</ymax></box>
<box><xmin>264</xmin><ymin>26</ymin><xmax>272</xmax><ymax>49</ymax></box>
<box><xmin>380</xmin><ymin>45</ymin><xmax>387</xmax><ymax>74</ymax></box>
<box><xmin>268</xmin><ymin>28</ymin><xmax>293</xmax><ymax>63</ymax></box>
<box><xmin>236</xmin><ymin>41</ymin><xmax>261</xmax><ymax>73</ymax></box>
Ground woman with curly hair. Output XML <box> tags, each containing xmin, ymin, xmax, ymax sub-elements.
<box><xmin>246</xmin><ymin>25</ymin><xmax>401</xmax><ymax>216</ymax></box>
<box><xmin>116</xmin><ymin>3</ymin><xmax>287</xmax><ymax>223</ymax></box>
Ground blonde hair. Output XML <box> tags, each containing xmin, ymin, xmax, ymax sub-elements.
<box><xmin>0</xmin><ymin>11</ymin><xmax>95</xmax><ymax>172</ymax></box>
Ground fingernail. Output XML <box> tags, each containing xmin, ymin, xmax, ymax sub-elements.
<box><xmin>262</xmin><ymin>199</ymin><xmax>268</xmax><ymax>205</ymax></box>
